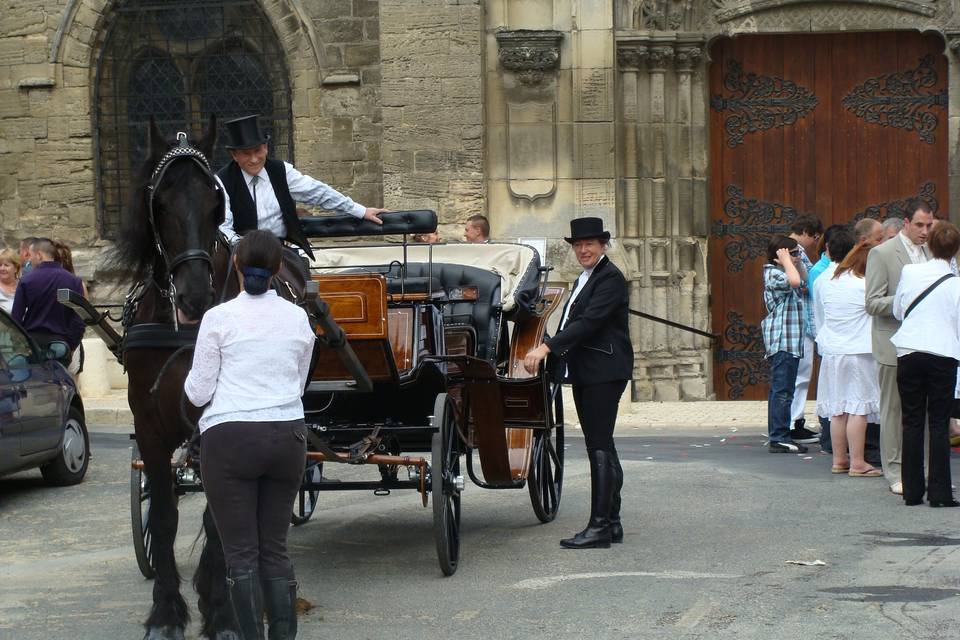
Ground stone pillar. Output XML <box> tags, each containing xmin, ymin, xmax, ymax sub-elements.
<box><xmin>616</xmin><ymin>35</ymin><xmax>711</xmax><ymax>400</ymax></box>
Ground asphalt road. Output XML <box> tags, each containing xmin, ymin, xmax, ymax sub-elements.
<box><xmin>2</xmin><ymin>426</ymin><xmax>960</xmax><ymax>640</ymax></box>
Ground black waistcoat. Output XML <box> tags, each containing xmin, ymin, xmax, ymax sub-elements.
<box><xmin>217</xmin><ymin>158</ymin><xmax>313</xmax><ymax>258</ymax></box>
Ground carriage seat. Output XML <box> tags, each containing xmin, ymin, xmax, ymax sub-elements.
<box><xmin>385</xmin><ymin>275</ymin><xmax>445</xmax><ymax>298</ymax></box>
<box><xmin>397</xmin><ymin>263</ymin><xmax>502</xmax><ymax>362</ymax></box>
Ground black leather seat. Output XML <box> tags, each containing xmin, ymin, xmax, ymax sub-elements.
<box><xmin>399</xmin><ymin>263</ymin><xmax>502</xmax><ymax>362</ymax></box>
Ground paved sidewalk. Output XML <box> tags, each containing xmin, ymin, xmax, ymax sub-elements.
<box><xmin>84</xmin><ymin>388</ymin><xmax>800</xmax><ymax>433</ymax></box>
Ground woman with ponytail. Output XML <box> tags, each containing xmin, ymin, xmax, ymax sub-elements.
<box><xmin>185</xmin><ymin>230</ymin><xmax>316</xmax><ymax>639</ymax></box>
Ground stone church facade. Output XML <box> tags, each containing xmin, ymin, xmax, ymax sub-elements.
<box><xmin>1</xmin><ymin>0</ymin><xmax>958</xmax><ymax>401</ymax></box>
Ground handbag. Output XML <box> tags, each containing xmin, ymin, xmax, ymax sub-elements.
<box><xmin>904</xmin><ymin>273</ymin><xmax>955</xmax><ymax>318</ymax></box>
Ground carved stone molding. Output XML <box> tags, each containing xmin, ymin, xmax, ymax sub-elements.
<box><xmin>616</xmin><ymin>39</ymin><xmax>705</xmax><ymax>72</ymax></box>
<box><xmin>712</xmin><ymin>0</ymin><xmax>937</xmax><ymax>23</ymax></box>
<box><xmin>495</xmin><ymin>29</ymin><xmax>564</xmax><ymax>86</ymax></box>
<box><xmin>633</xmin><ymin>0</ymin><xmax>697</xmax><ymax>30</ymax></box>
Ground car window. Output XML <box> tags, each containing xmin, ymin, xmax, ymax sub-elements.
<box><xmin>0</xmin><ymin>312</ymin><xmax>34</xmax><ymax>364</ymax></box>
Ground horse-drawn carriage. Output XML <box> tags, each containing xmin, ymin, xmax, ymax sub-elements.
<box><xmin>67</xmin><ymin>209</ymin><xmax>566</xmax><ymax>578</ymax></box>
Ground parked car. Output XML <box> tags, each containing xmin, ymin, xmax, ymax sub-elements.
<box><xmin>0</xmin><ymin>308</ymin><xmax>88</xmax><ymax>485</ymax></box>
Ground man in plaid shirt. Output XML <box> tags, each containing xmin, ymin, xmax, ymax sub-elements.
<box><xmin>762</xmin><ymin>235</ymin><xmax>809</xmax><ymax>453</ymax></box>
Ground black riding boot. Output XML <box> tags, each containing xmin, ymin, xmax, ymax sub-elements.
<box><xmin>227</xmin><ymin>568</ymin><xmax>265</xmax><ymax>640</ymax></box>
<box><xmin>263</xmin><ymin>578</ymin><xmax>298</xmax><ymax>640</ymax></box>
<box><xmin>609</xmin><ymin>448</ymin><xmax>624</xmax><ymax>543</ymax></box>
<box><xmin>561</xmin><ymin>449</ymin><xmax>614</xmax><ymax>549</ymax></box>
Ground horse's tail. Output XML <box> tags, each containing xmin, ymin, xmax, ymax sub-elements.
<box><xmin>193</xmin><ymin>506</ymin><xmax>233</xmax><ymax>637</ymax></box>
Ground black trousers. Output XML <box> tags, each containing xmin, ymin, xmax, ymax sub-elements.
<box><xmin>572</xmin><ymin>380</ymin><xmax>627</xmax><ymax>453</ymax></box>
<box><xmin>896</xmin><ymin>352</ymin><xmax>957</xmax><ymax>502</ymax></box>
<box><xmin>201</xmin><ymin>419</ymin><xmax>307</xmax><ymax>580</ymax></box>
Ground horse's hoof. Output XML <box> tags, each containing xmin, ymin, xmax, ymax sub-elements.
<box><xmin>143</xmin><ymin>626</ymin><xmax>186</xmax><ymax>640</ymax></box>
<box><xmin>212</xmin><ymin>632</ymin><xmax>241</xmax><ymax>640</ymax></box>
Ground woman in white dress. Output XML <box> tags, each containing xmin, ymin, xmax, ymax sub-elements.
<box><xmin>815</xmin><ymin>238</ymin><xmax>882</xmax><ymax>477</ymax></box>
<box><xmin>0</xmin><ymin>248</ymin><xmax>21</xmax><ymax>314</ymax></box>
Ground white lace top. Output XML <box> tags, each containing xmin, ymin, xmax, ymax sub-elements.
<box><xmin>184</xmin><ymin>291</ymin><xmax>316</xmax><ymax>432</ymax></box>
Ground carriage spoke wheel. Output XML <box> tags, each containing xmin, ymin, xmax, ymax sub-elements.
<box><xmin>431</xmin><ymin>393</ymin><xmax>462</xmax><ymax>576</ymax></box>
<box><xmin>291</xmin><ymin>461</ymin><xmax>323</xmax><ymax>526</ymax></box>
<box><xmin>528</xmin><ymin>382</ymin><xmax>565</xmax><ymax>523</ymax></box>
<box><xmin>130</xmin><ymin>443</ymin><xmax>155</xmax><ymax>579</ymax></box>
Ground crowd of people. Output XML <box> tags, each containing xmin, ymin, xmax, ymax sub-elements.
<box><xmin>762</xmin><ymin>199</ymin><xmax>960</xmax><ymax>507</ymax></box>
<box><xmin>0</xmin><ymin>236</ymin><xmax>86</xmax><ymax>374</ymax></box>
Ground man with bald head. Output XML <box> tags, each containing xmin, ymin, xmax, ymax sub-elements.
<box><xmin>854</xmin><ymin>218</ymin><xmax>885</xmax><ymax>249</ymax></box>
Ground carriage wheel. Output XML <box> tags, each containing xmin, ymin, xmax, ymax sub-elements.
<box><xmin>528</xmin><ymin>382</ymin><xmax>565</xmax><ymax>523</ymax></box>
<box><xmin>130</xmin><ymin>443</ymin><xmax>155</xmax><ymax>579</ymax></box>
<box><xmin>431</xmin><ymin>393</ymin><xmax>462</xmax><ymax>576</ymax></box>
<box><xmin>291</xmin><ymin>461</ymin><xmax>323</xmax><ymax>526</ymax></box>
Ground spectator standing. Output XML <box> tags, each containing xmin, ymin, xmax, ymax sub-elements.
<box><xmin>890</xmin><ymin>222</ymin><xmax>960</xmax><ymax>507</ymax></box>
<box><xmin>464</xmin><ymin>215</ymin><xmax>490</xmax><ymax>243</ymax></box>
<box><xmin>865</xmin><ymin>199</ymin><xmax>935</xmax><ymax>495</ymax></box>
<box><xmin>788</xmin><ymin>214</ymin><xmax>823</xmax><ymax>444</ymax></box>
<box><xmin>10</xmin><ymin>238</ymin><xmax>85</xmax><ymax>363</ymax></box>
<box><xmin>0</xmin><ymin>248</ymin><xmax>20</xmax><ymax>314</ymax></box>
<box><xmin>762</xmin><ymin>236</ymin><xmax>808</xmax><ymax>453</ymax></box>
<box><xmin>882</xmin><ymin>217</ymin><xmax>904</xmax><ymax>241</ymax></box>
<box><xmin>412</xmin><ymin>232</ymin><xmax>441</xmax><ymax>244</ymax></box>
<box><xmin>811</xmin><ymin>227</ymin><xmax>856</xmax><ymax>453</ymax></box>
<box><xmin>816</xmin><ymin>237</ymin><xmax>882</xmax><ymax>477</ymax></box>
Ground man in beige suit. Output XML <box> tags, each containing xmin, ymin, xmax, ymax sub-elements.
<box><xmin>865</xmin><ymin>199</ymin><xmax>935</xmax><ymax>494</ymax></box>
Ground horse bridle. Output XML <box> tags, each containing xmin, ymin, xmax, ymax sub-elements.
<box><xmin>147</xmin><ymin>132</ymin><xmax>224</xmax><ymax>328</ymax></box>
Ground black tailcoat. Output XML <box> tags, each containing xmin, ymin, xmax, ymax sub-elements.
<box><xmin>546</xmin><ymin>255</ymin><xmax>633</xmax><ymax>386</ymax></box>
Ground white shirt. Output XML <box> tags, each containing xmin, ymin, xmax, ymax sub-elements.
<box><xmin>814</xmin><ymin>271</ymin><xmax>872</xmax><ymax>355</ymax></box>
<box><xmin>898</xmin><ymin>230</ymin><xmax>929</xmax><ymax>264</ymax></box>
<box><xmin>559</xmin><ymin>261</ymin><xmax>599</xmax><ymax>331</ymax></box>
<box><xmin>890</xmin><ymin>258</ymin><xmax>960</xmax><ymax>360</ymax></box>
<box><xmin>811</xmin><ymin>261</ymin><xmax>838</xmax><ymax>334</ymax></box>
<box><xmin>217</xmin><ymin>161</ymin><xmax>366</xmax><ymax>244</ymax></box>
<box><xmin>0</xmin><ymin>287</ymin><xmax>14</xmax><ymax>314</ymax></box>
<box><xmin>184</xmin><ymin>290</ymin><xmax>317</xmax><ymax>432</ymax></box>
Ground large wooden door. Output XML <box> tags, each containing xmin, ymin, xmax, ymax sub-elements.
<box><xmin>709</xmin><ymin>32</ymin><xmax>948</xmax><ymax>400</ymax></box>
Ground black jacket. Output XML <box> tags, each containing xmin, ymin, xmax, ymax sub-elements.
<box><xmin>217</xmin><ymin>158</ymin><xmax>315</xmax><ymax>259</ymax></box>
<box><xmin>545</xmin><ymin>255</ymin><xmax>633</xmax><ymax>385</ymax></box>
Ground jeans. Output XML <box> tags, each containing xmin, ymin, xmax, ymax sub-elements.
<box><xmin>768</xmin><ymin>351</ymin><xmax>800</xmax><ymax>443</ymax></box>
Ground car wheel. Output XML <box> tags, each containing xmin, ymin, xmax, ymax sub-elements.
<box><xmin>41</xmin><ymin>405</ymin><xmax>89</xmax><ymax>486</ymax></box>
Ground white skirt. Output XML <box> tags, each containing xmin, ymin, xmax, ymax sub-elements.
<box><xmin>816</xmin><ymin>353</ymin><xmax>880</xmax><ymax>421</ymax></box>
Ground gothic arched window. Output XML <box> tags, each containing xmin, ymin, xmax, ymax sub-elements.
<box><xmin>94</xmin><ymin>0</ymin><xmax>293</xmax><ymax>239</ymax></box>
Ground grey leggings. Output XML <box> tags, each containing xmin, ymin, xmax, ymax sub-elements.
<box><xmin>201</xmin><ymin>419</ymin><xmax>307</xmax><ymax>579</ymax></box>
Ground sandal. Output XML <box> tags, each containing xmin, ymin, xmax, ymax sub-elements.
<box><xmin>831</xmin><ymin>466</ymin><xmax>850</xmax><ymax>474</ymax></box>
<box><xmin>848</xmin><ymin>467</ymin><xmax>883</xmax><ymax>477</ymax></box>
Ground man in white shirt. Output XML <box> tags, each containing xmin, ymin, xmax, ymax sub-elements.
<box><xmin>216</xmin><ymin>115</ymin><xmax>388</xmax><ymax>261</ymax></box>
<box><xmin>865</xmin><ymin>198</ymin><xmax>936</xmax><ymax>495</ymax></box>
<box><xmin>787</xmin><ymin>214</ymin><xmax>823</xmax><ymax>444</ymax></box>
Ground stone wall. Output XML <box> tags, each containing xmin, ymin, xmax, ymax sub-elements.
<box><xmin>379</xmin><ymin>0</ymin><xmax>485</xmax><ymax>242</ymax></box>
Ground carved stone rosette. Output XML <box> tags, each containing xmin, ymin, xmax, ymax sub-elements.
<box><xmin>495</xmin><ymin>29</ymin><xmax>563</xmax><ymax>86</ymax></box>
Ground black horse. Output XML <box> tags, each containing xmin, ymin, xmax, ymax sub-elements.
<box><xmin>114</xmin><ymin>116</ymin><xmax>240</xmax><ymax>640</ymax></box>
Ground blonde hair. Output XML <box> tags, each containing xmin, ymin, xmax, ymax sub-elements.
<box><xmin>0</xmin><ymin>248</ymin><xmax>21</xmax><ymax>279</ymax></box>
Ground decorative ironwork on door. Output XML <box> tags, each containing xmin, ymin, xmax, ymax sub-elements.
<box><xmin>709</xmin><ymin>59</ymin><xmax>819</xmax><ymax>148</ymax></box>
<box><xmin>717</xmin><ymin>311</ymin><xmax>768</xmax><ymax>401</ymax></box>
<box><xmin>851</xmin><ymin>182</ymin><xmax>939</xmax><ymax>222</ymax></box>
<box><xmin>711</xmin><ymin>185</ymin><xmax>803</xmax><ymax>273</ymax></box>
<box><xmin>842</xmin><ymin>55</ymin><xmax>948</xmax><ymax>144</ymax></box>
<box><xmin>94</xmin><ymin>0</ymin><xmax>293</xmax><ymax>239</ymax></box>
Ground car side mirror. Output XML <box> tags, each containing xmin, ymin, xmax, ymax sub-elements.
<box><xmin>42</xmin><ymin>341</ymin><xmax>70</xmax><ymax>362</ymax></box>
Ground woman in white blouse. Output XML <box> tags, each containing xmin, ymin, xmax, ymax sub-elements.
<box><xmin>185</xmin><ymin>230</ymin><xmax>316</xmax><ymax>639</ymax></box>
<box><xmin>815</xmin><ymin>236</ymin><xmax>881</xmax><ymax>477</ymax></box>
<box><xmin>0</xmin><ymin>248</ymin><xmax>20</xmax><ymax>314</ymax></box>
<box><xmin>891</xmin><ymin>222</ymin><xmax>960</xmax><ymax>508</ymax></box>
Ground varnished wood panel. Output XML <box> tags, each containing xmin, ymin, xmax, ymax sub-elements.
<box><xmin>313</xmin><ymin>274</ymin><xmax>387</xmax><ymax>339</ymax></box>
<box><xmin>709</xmin><ymin>32</ymin><xmax>948</xmax><ymax>400</ymax></box>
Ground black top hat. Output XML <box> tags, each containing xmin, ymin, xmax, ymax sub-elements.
<box><xmin>564</xmin><ymin>217</ymin><xmax>611</xmax><ymax>243</ymax></box>
<box><xmin>224</xmin><ymin>115</ymin><xmax>271</xmax><ymax>150</ymax></box>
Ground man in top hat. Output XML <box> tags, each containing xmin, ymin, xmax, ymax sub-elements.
<box><xmin>524</xmin><ymin>217</ymin><xmax>633</xmax><ymax>549</ymax></box>
<box><xmin>216</xmin><ymin>115</ymin><xmax>388</xmax><ymax>260</ymax></box>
